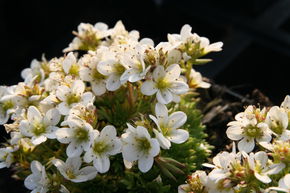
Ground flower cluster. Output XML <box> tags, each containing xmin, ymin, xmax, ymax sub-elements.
<box><xmin>178</xmin><ymin>95</ymin><xmax>290</xmax><ymax>193</ymax></box>
<box><xmin>0</xmin><ymin>21</ymin><xmax>220</xmax><ymax>192</ymax></box>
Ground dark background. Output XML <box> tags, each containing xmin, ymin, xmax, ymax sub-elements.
<box><xmin>0</xmin><ymin>0</ymin><xmax>289</xmax><ymax>192</ymax></box>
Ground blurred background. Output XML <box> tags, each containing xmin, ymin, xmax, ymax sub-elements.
<box><xmin>0</xmin><ymin>0</ymin><xmax>289</xmax><ymax>192</ymax></box>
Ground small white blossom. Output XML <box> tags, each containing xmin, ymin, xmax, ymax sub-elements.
<box><xmin>63</xmin><ymin>22</ymin><xmax>110</xmax><ymax>52</ymax></box>
<box><xmin>79</xmin><ymin>54</ymin><xmax>107</xmax><ymax>96</ymax></box>
<box><xmin>56</xmin><ymin>80</ymin><xmax>94</xmax><ymax>115</ymax></box>
<box><xmin>141</xmin><ymin>64</ymin><xmax>189</xmax><ymax>104</ymax></box>
<box><xmin>150</xmin><ymin>103</ymin><xmax>188</xmax><ymax>149</ymax></box>
<box><xmin>188</xmin><ymin>68</ymin><xmax>210</xmax><ymax>89</ymax></box>
<box><xmin>62</xmin><ymin>52</ymin><xmax>79</xmax><ymax>75</ymax></box>
<box><xmin>120</xmin><ymin>45</ymin><xmax>150</xmax><ymax>82</ymax></box>
<box><xmin>24</xmin><ymin>161</ymin><xmax>49</xmax><ymax>193</ymax></box>
<box><xmin>266</xmin><ymin>106</ymin><xmax>289</xmax><ymax>141</ymax></box>
<box><xmin>178</xmin><ymin>170</ymin><xmax>208</xmax><ymax>193</ymax></box>
<box><xmin>0</xmin><ymin>147</ymin><xmax>15</xmax><ymax>169</ymax></box>
<box><xmin>56</xmin><ymin>118</ymin><xmax>94</xmax><ymax>157</ymax></box>
<box><xmin>226</xmin><ymin>106</ymin><xmax>272</xmax><ymax>153</ymax></box>
<box><xmin>66</xmin><ymin>103</ymin><xmax>97</xmax><ymax>126</ymax></box>
<box><xmin>97</xmin><ymin>50</ymin><xmax>128</xmax><ymax>91</ymax></box>
<box><xmin>52</xmin><ymin>156</ymin><xmax>97</xmax><ymax>183</ymax></box>
<box><xmin>21</xmin><ymin>59</ymin><xmax>45</xmax><ymax>84</ymax></box>
<box><xmin>0</xmin><ymin>85</ymin><xmax>27</xmax><ymax>124</ymax></box>
<box><xmin>121</xmin><ymin>124</ymin><xmax>160</xmax><ymax>173</ymax></box>
<box><xmin>247</xmin><ymin>151</ymin><xmax>276</xmax><ymax>184</ymax></box>
<box><xmin>19</xmin><ymin>106</ymin><xmax>61</xmax><ymax>145</ymax></box>
<box><xmin>84</xmin><ymin>125</ymin><xmax>121</xmax><ymax>173</ymax></box>
<box><xmin>168</xmin><ymin>24</ymin><xmax>223</xmax><ymax>55</ymax></box>
<box><xmin>206</xmin><ymin>151</ymin><xmax>240</xmax><ymax>183</ymax></box>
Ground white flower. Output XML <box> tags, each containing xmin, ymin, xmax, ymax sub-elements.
<box><xmin>266</xmin><ymin>106</ymin><xmax>289</xmax><ymax>141</ymax></box>
<box><xmin>52</xmin><ymin>156</ymin><xmax>97</xmax><ymax>183</ymax></box>
<box><xmin>19</xmin><ymin>106</ymin><xmax>61</xmax><ymax>145</ymax></box>
<box><xmin>269</xmin><ymin>174</ymin><xmax>290</xmax><ymax>193</ymax></box>
<box><xmin>0</xmin><ymin>86</ymin><xmax>27</xmax><ymax>124</ymax></box>
<box><xmin>149</xmin><ymin>103</ymin><xmax>188</xmax><ymax>149</ymax></box>
<box><xmin>63</xmin><ymin>22</ymin><xmax>110</xmax><ymax>52</ymax></box>
<box><xmin>281</xmin><ymin>95</ymin><xmax>290</xmax><ymax>130</ymax></box>
<box><xmin>110</xmin><ymin>21</ymin><xmax>139</xmax><ymax>45</ymax></box>
<box><xmin>168</xmin><ymin>24</ymin><xmax>223</xmax><ymax>55</ymax></box>
<box><xmin>206</xmin><ymin>151</ymin><xmax>240</xmax><ymax>183</ymax></box>
<box><xmin>247</xmin><ymin>151</ymin><xmax>274</xmax><ymax>184</ymax></box>
<box><xmin>24</xmin><ymin>161</ymin><xmax>49</xmax><ymax>193</ymax></box>
<box><xmin>56</xmin><ymin>118</ymin><xmax>94</xmax><ymax>157</ymax></box>
<box><xmin>84</xmin><ymin>125</ymin><xmax>121</xmax><ymax>173</ymax></box>
<box><xmin>121</xmin><ymin>124</ymin><xmax>160</xmax><ymax>173</ymax></box>
<box><xmin>178</xmin><ymin>170</ymin><xmax>208</xmax><ymax>193</ymax></box>
<box><xmin>21</xmin><ymin>59</ymin><xmax>45</xmax><ymax>84</ymax></box>
<box><xmin>226</xmin><ymin>106</ymin><xmax>272</xmax><ymax>153</ymax></box>
<box><xmin>141</xmin><ymin>64</ymin><xmax>188</xmax><ymax>104</ymax></box>
<box><xmin>66</xmin><ymin>103</ymin><xmax>97</xmax><ymax>127</ymax></box>
<box><xmin>97</xmin><ymin>50</ymin><xmax>128</xmax><ymax>91</ymax></box>
<box><xmin>56</xmin><ymin>80</ymin><xmax>94</xmax><ymax>115</ymax></box>
<box><xmin>0</xmin><ymin>147</ymin><xmax>15</xmax><ymax>168</ymax></box>
<box><xmin>79</xmin><ymin>54</ymin><xmax>107</xmax><ymax>96</ymax></box>
<box><xmin>188</xmin><ymin>68</ymin><xmax>210</xmax><ymax>89</ymax></box>
<box><xmin>281</xmin><ymin>95</ymin><xmax>290</xmax><ymax>112</ymax></box>
<box><xmin>120</xmin><ymin>45</ymin><xmax>150</xmax><ymax>82</ymax></box>
<box><xmin>62</xmin><ymin>52</ymin><xmax>79</xmax><ymax>75</ymax></box>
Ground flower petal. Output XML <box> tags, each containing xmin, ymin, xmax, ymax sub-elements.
<box><xmin>55</xmin><ymin>127</ymin><xmax>73</xmax><ymax>144</ymax></box>
<box><xmin>27</xmin><ymin>106</ymin><xmax>42</xmax><ymax>123</ymax></box>
<box><xmin>57</xmin><ymin>102</ymin><xmax>71</xmax><ymax>115</ymax></box>
<box><xmin>141</xmin><ymin>80</ymin><xmax>157</xmax><ymax>96</ymax></box>
<box><xmin>149</xmin><ymin>138</ymin><xmax>160</xmax><ymax>157</ymax></box>
<box><xmin>155</xmin><ymin>103</ymin><xmax>168</xmax><ymax>121</ymax></box>
<box><xmin>72</xmin><ymin>80</ymin><xmax>85</xmax><ymax>95</ymax></box>
<box><xmin>153</xmin><ymin>129</ymin><xmax>171</xmax><ymax>149</ymax></box>
<box><xmin>66</xmin><ymin>142</ymin><xmax>82</xmax><ymax>157</ymax></box>
<box><xmin>153</xmin><ymin>65</ymin><xmax>166</xmax><ymax>81</ymax></box>
<box><xmin>238</xmin><ymin>137</ymin><xmax>255</xmax><ymax>153</ymax></box>
<box><xmin>165</xmin><ymin>64</ymin><xmax>181</xmax><ymax>81</ymax></box>
<box><xmin>66</xmin><ymin>156</ymin><xmax>82</xmax><ymax>171</ymax></box>
<box><xmin>156</xmin><ymin>89</ymin><xmax>172</xmax><ymax>104</ymax></box>
<box><xmin>169</xmin><ymin>81</ymin><xmax>189</xmax><ymax>94</ymax></box>
<box><xmin>56</xmin><ymin>85</ymin><xmax>71</xmax><ymax>101</ymax></box>
<box><xmin>168</xmin><ymin>129</ymin><xmax>189</xmax><ymax>144</ymax></box>
<box><xmin>100</xmin><ymin>125</ymin><xmax>117</xmax><ymax>139</ymax></box>
<box><xmin>31</xmin><ymin>135</ymin><xmax>47</xmax><ymax>145</ymax></box>
<box><xmin>44</xmin><ymin>108</ymin><xmax>60</xmax><ymax>126</ymax></box>
<box><xmin>254</xmin><ymin>172</ymin><xmax>271</xmax><ymax>183</ymax></box>
<box><xmin>168</xmin><ymin>111</ymin><xmax>187</xmax><ymax>129</ymax></box>
<box><xmin>138</xmin><ymin>156</ymin><xmax>154</xmax><ymax>173</ymax></box>
<box><xmin>106</xmin><ymin>74</ymin><xmax>121</xmax><ymax>91</ymax></box>
<box><xmin>93</xmin><ymin>155</ymin><xmax>110</xmax><ymax>173</ymax></box>
<box><xmin>91</xmin><ymin>81</ymin><xmax>106</xmax><ymax>96</ymax></box>
<box><xmin>226</xmin><ymin>126</ymin><xmax>243</xmax><ymax>141</ymax></box>
<box><xmin>63</xmin><ymin>52</ymin><xmax>76</xmax><ymax>74</ymax></box>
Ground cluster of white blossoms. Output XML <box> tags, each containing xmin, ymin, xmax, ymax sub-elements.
<box><xmin>0</xmin><ymin>21</ymin><xmax>221</xmax><ymax>192</ymax></box>
<box><xmin>179</xmin><ymin>95</ymin><xmax>290</xmax><ymax>193</ymax></box>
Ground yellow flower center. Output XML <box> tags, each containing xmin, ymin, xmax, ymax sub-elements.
<box><xmin>32</xmin><ymin>122</ymin><xmax>46</xmax><ymax>136</ymax></box>
<box><xmin>92</xmin><ymin>68</ymin><xmax>105</xmax><ymax>80</ymax></box>
<box><xmin>66</xmin><ymin>94</ymin><xmax>80</xmax><ymax>105</ymax></box>
<box><xmin>155</xmin><ymin>78</ymin><xmax>170</xmax><ymax>90</ymax></box>
<box><xmin>93</xmin><ymin>141</ymin><xmax>110</xmax><ymax>155</ymax></box>
<box><xmin>74</xmin><ymin>128</ymin><xmax>89</xmax><ymax>143</ymax></box>
<box><xmin>1</xmin><ymin>100</ymin><xmax>14</xmax><ymax>111</ymax></box>
<box><xmin>244</xmin><ymin>125</ymin><xmax>263</xmax><ymax>138</ymax></box>
<box><xmin>136</xmin><ymin>137</ymin><xmax>151</xmax><ymax>154</ymax></box>
<box><xmin>69</xmin><ymin>64</ymin><xmax>80</xmax><ymax>75</ymax></box>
